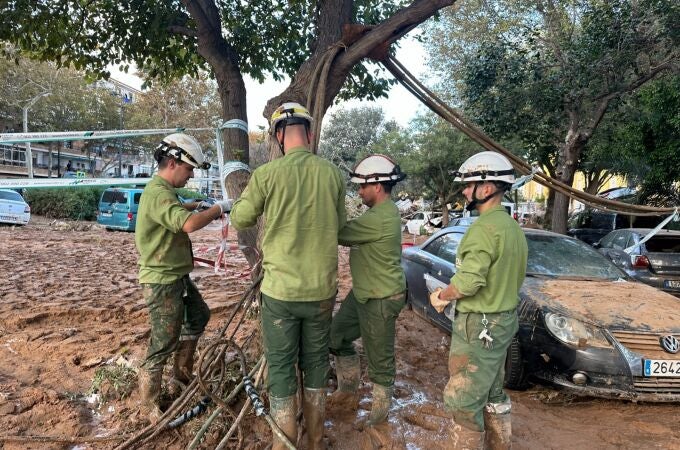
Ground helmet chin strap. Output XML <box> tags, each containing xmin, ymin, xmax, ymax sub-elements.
<box><xmin>466</xmin><ymin>182</ymin><xmax>504</xmax><ymax>211</ymax></box>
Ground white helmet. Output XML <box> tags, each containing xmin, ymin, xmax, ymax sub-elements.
<box><xmin>349</xmin><ymin>154</ymin><xmax>407</xmax><ymax>184</ymax></box>
<box><xmin>156</xmin><ymin>133</ymin><xmax>211</xmax><ymax>170</ymax></box>
<box><xmin>453</xmin><ymin>151</ymin><xmax>515</xmax><ymax>184</ymax></box>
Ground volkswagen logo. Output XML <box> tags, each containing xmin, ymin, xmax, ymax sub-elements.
<box><xmin>660</xmin><ymin>335</ymin><xmax>680</xmax><ymax>354</ymax></box>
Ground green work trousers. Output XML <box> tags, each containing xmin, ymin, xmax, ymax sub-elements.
<box><xmin>140</xmin><ymin>275</ymin><xmax>210</xmax><ymax>372</ymax></box>
<box><xmin>443</xmin><ymin>310</ymin><xmax>518</xmax><ymax>431</ymax></box>
<box><xmin>329</xmin><ymin>290</ymin><xmax>406</xmax><ymax>387</ymax></box>
<box><xmin>261</xmin><ymin>293</ymin><xmax>334</xmax><ymax>397</ymax></box>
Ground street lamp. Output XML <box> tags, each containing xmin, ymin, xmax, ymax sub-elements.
<box><xmin>22</xmin><ymin>91</ymin><xmax>51</xmax><ymax>178</ymax></box>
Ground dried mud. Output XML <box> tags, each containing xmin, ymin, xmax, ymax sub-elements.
<box><xmin>0</xmin><ymin>219</ymin><xmax>678</xmax><ymax>449</ymax></box>
<box><xmin>539</xmin><ymin>279</ymin><xmax>680</xmax><ymax>330</ymax></box>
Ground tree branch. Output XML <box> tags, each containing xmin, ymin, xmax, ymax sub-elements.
<box><xmin>168</xmin><ymin>25</ymin><xmax>198</xmax><ymax>38</ymax></box>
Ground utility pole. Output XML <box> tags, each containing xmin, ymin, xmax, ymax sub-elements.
<box><xmin>22</xmin><ymin>91</ymin><xmax>50</xmax><ymax>178</ymax></box>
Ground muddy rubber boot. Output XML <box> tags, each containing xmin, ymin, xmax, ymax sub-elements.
<box><xmin>138</xmin><ymin>369</ymin><xmax>163</xmax><ymax>425</ymax></box>
<box><xmin>270</xmin><ymin>394</ymin><xmax>298</xmax><ymax>450</ymax></box>
<box><xmin>329</xmin><ymin>354</ymin><xmax>360</xmax><ymax>411</ymax></box>
<box><xmin>303</xmin><ymin>387</ymin><xmax>326</xmax><ymax>450</ymax></box>
<box><xmin>366</xmin><ymin>383</ymin><xmax>393</xmax><ymax>426</ymax></box>
<box><xmin>484</xmin><ymin>408</ymin><xmax>512</xmax><ymax>450</ymax></box>
<box><xmin>451</xmin><ymin>422</ymin><xmax>485</xmax><ymax>450</ymax></box>
<box><xmin>170</xmin><ymin>339</ymin><xmax>198</xmax><ymax>396</ymax></box>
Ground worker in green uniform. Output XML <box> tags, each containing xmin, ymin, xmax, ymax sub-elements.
<box><xmin>230</xmin><ymin>102</ymin><xmax>346</xmax><ymax>450</ymax></box>
<box><xmin>329</xmin><ymin>154</ymin><xmax>407</xmax><ymax>430</ymax></box>
<box><xmin>430</xmin><ymin>151</ymin><xmax>527</xmax><ymax>450</ymax></box>
<box><xmin>136</xmin><ymin>133</ymin><xmax>233</xmax><ymax>423</ymax></box>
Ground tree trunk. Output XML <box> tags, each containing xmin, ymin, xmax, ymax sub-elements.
<box><xmin>440</xmin><ymin>192</ymin><xmax>449</xmax><ymax>227</ymax></box>
<box><xmin>182</xmin><ymin>0</ymin><xmax>258</xmax><ymax>267</ymax></box>
<box><xmin>551</xmin><ymin>132</ymin><xmax>583</xmax><ymax>234</ymax></box>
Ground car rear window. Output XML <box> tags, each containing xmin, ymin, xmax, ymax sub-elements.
<box><xmin>0</xmin><ymin>190</ymin><xmax>24</xmax><ymax>202</ymax></box>
<box><xmin>133</xmin><ymin>193</ymin><xmax>142</xmax><ymax>204</ymax></box>
<box><xmin>645</xmin><ymin>236</ymin><xmax>680</xmax><ymax>253</ymax></box>
<box><xmin>102</xmin><ymin>190</ymin><xmax>128</xmax><ymax>204</ymax></box>
<box><xmin>526</xmin><ymin>234</ymin><xmax>624</xmax><ymax>280</ymax></box>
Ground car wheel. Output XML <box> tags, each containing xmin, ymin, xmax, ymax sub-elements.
<box><xmin>504</xmin><ymin>336</ymin><xmax>529</xmax><ymax>391</ymax></box>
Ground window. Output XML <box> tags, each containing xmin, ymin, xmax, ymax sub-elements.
<box><xmin>0</xmin><ymin>190</ymin><xmax>24</xmax><ymax>202</ymax></box>
<box><xmin>424</xmin><ymin>233</ymin><xmax>463</xmax><ymax>264</ymax></box>
<box><xmin>133</xmin><ymin>193</ymin><xmax>142</xmax><ymax>204</ymax></box>
<box><xmin>611</xmin><ymin>232</ymin><xmax>629</xmax><ymax>250</ymax></box>
<box><xmin>645</xmin><ymin>236</ymin><xmax>680</xmax><ymax>253</ymax></box>
<box><xmin>101</xmin><ymin>190</ymin><xmax>128</xmax><ymax>204</ymax></box>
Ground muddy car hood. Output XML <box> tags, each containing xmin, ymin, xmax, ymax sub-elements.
<box><xmin>522</xmin><ymin>277</ymin><xmax>680</xmax><ymax>333</ymax></box>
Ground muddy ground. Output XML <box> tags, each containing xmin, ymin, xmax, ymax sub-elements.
<box><xmin>0</xmin><ymin>217</ymin><xmax>678</xmax><ymax>449</ymax></box>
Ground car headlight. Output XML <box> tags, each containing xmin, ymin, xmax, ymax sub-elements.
<box><xmin>544</xmin><ymin>313</ymin><xmax>611</xmax><ymax>348</ymax></box>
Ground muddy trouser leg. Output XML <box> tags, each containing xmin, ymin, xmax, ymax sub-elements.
<box><xmin>140</xmin><ymin>280</ymin><xmax>185</xmax><ymax>373</ymax></box>
<box><xmin>357</xmin><ymin>292</ymin><xmax>405</xmax><ymax>425</ymax></box>
<box><xmin>443</xmin><ymin>311</ymin><xmax>518</xmax><ymax>448</ymax></box>
<box><xmin>172</xmin><ymin>276</ymin><xmax>210</xmax><ymax>386</ymax></box>
<box><xmin>484</xmin><ymin>359</ymin><xmax>513</xmax><ymax>450</ymax></box>
<box><xmin>299</xmin><ymin>297</ymin><xmax>333</xmax><ymax>449</ymax></box>
<box><xmin>329</xmin><ymin>291</ymin><xmax>361</xmax><ymax>393</ymax></box>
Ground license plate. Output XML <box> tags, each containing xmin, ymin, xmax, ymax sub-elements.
<box><xmin>664</xmin><ymin>280</ymin><xmax>680</xmax><ymax>289</ymax></box>
<box><xmin>644</xmin><ymin>359</ymin><xmax>680</xmax><ymax>377</ymax></box>
<box><xmin>101</xmin><ymin>212</ymin><xmax>112</xmax><ymax>217</ymax></box>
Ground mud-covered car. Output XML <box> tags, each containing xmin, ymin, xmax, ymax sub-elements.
<box><xmin>596</xmin><ymin>228</ymin><xmax>680</xmax><ymax>297</ymax></box>
<box><xmin>402</xmin><ymin>226</ymin><xmax>680</xmax><ymax>401</ymax></box>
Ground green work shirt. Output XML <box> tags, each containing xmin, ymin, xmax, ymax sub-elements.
<box><xmin>338</xmin><ymin>199</ymin><xmax>406</xmax><ymax>303</ymax></box>
<box><xmin>451</xmin><ymin>205</ymin><xmax>527</xmax><ymax>313</ymax></box>
<box><xmin>135</xmin><ymin>175</ymin><xmax>194</xmax><ymax>284</ymax></box>
<box><xmin>230</xmin><ymin>146</ymin><xmax>346</xmax><ymax>301</ymax></box>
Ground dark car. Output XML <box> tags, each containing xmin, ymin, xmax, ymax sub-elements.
<box><xmin>567</xmin><ymin>209</ymin><xmax>664</xmax><ymax>246</ymax></box>
<box><xmin>402</xmin><ymin>226</ymin><xmax>680</xmax><ymax>401</ymax></box>
<box><xmin>596</xmin><ymin>228</ymin><xmax>680</xmax><ymax>297</ymax></box>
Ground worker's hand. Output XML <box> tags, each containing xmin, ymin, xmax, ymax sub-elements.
<box><xmin>429</xmin><ymin>288</ymin><xmax>450</xmax><ymax>313</ymax></box>
<box><xmin>216</xmin><ymin>199</ymin><xmax>234</xmax><ymax>214</ymax></box>
<box><xmin>196</xmin><ymin>200</ymin><xmax>213</xmax><ymax>211</ymax></box>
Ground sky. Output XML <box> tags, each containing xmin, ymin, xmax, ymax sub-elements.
<box><xmin>108</xmin><ymin>35</ymin><xmax>430</xmax><ymax>131</ymax></box>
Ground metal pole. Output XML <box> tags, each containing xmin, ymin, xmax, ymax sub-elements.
<box><xmin>22</xmin><ymin>107</ymin><xmax>34</xmax><ymax>179</ymax></box>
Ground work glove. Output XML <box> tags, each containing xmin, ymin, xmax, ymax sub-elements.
<box><xmin>196</xmin><ymin>200</ymin><xmax>213</xmax><ymax>211</ymax></box>
<box><xmin>216</xmin><ymin>199</ymin><xmax>234</xmax><ymax>214</ymax></box>
<box><xmin>429</xmin><ymin>288</ymin><xmax>450</xmax><ymax>313</ymax></box>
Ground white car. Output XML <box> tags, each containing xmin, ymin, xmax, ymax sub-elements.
<box><xmin>404</xmin><ymin>211</ymin><xmax>442</xmax><ymax>235</ymax></box>
<box><xmin>0</xmin><ymin>189</ymin><xmax>31</xmax><ymax>225</ymax></box>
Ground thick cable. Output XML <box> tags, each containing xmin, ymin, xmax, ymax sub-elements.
<box><xmin>382</xmin><ymin>56</ymin><xmax>677</xmax><ymax>216</ymax></box>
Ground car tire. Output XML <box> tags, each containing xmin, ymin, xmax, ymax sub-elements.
<box><xmin>404</xmin><ymin>287</ymin><xmax>412</xmax><ymax>310</ymax></box>
<box><xmin>504</xmin><ymin>336</ymin><xmax>529</xmax><ymax>391</ymax></box>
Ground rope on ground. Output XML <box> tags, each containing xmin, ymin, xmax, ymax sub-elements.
<box><xmin>382</xmin><ymin>55</ymin><xmax>678</xmax><ymax>217</ymax></box>
<box><xmin>115</xmin><ymin>274</ymin><xmax>263</xmax><ymax>450</ymax></box>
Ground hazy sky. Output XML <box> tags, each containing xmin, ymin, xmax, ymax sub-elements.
<box><xmin>109</xmin><ymin>35</ymin><xmax>428</xmax><ymax>131</ymax></box>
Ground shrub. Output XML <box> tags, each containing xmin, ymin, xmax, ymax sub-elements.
<box><xmin>24</xmin><ymin>187</ymin><xmax>104</xmax><ymax>221</ymax></box>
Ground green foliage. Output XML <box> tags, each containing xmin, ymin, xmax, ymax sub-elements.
<box><xmin>0</xmin><ymin>0</ymin><xmax>409</xmax><ymax>102</ymax></box>
<box><xmin>24</xmin><ymin>187</ymin><xmax>104</xmax><ymax>221</ymax></box>
<box><xmin>376</xmin><ymin>113</ymin><xmax>481</xmax><ymax>206</ymax></box>
<box><xmin>319</xmin><ymin>106</ymin><xmax>390</xmax><ymax>171</ymax></box>
<box><xmin>597</xmin><ymin>75</ymin><xmax>680</xmax><ymax>205</ymax></box>
<box><xmin>88</xmin><ymin>365</ymin><xmax>137</xmax><ymax>402</ymax></box>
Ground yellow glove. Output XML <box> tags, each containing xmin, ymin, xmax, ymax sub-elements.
<box><xmin>429</xmin><ymin>288</ymin><xmax>450</xmax><ymax>313</ymax></box>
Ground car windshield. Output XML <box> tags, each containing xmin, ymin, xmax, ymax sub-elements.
<box><xmin>526</xmin><ymin>233</ymin><xmax>624</xmax><ymax>280</ymax></box>
<box><xmin>0</xmin><ymin>190</ymin><xmax>24</xmax><ymax>202</ymax></box>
